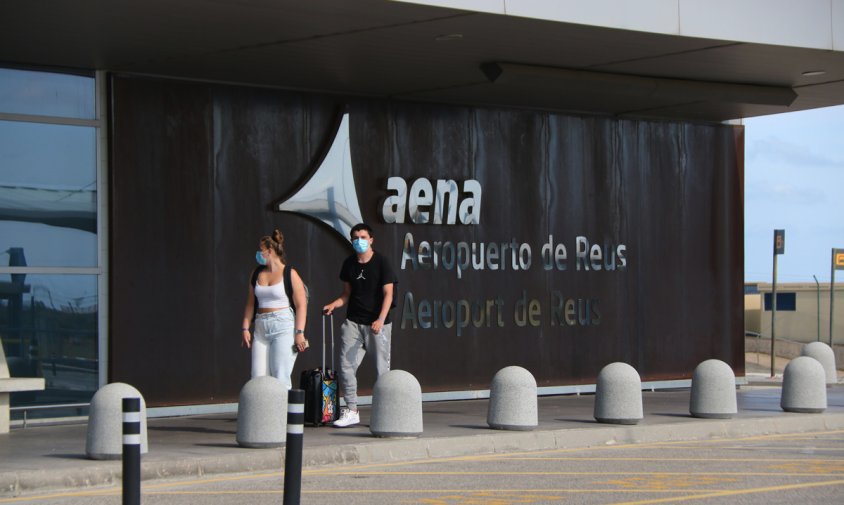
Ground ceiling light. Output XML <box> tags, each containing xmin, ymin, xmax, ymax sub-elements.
<box><xmin>434</xmin><ymin>33</ymin><xmax>463</xmax><ymax>42</ymax></box>
<box><xmin>802</xmin><ymin>70</ymin><xmax>826</xmax><ymax>77</ymax></box>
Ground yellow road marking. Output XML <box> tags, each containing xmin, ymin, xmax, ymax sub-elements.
<box><xmin>0</xmin><ymin>489</ymin><xmax>118</xmax><ymax>503</ymax></box>
<box><xmin>0</xmin><ymin>472</ymin><xmax>288</xmax><ymax>503</ymax></box>
<box><xmin>626</xmin><ymin>443</ymin><xmax>844</xmax><ymax>451</ymax></box>
<box><xmin>13</xmin><ymin>487</ymin><xmax>817</xmax><ymax>496</ymax></box>
<box><xmin>767</xmin><ymin>460</ymin><xmax>844</xmax><ymax>473</ymax></box>
<box><xmin>409</xmin><ymin>491</ymin><xmax>565</xmax><ymax>505</ymax></box>
<box><xmin>135</xmin><ymin>489</ymin><xmax>672</xmax><ymax>495</ymax></box>
<box><xmin>601</xmin><ymin>475</ymin><xmax>738</xmax><ymax>489</ymax></box>
<box><xmin>315</xmin><ymin>470</ymin><xmax>844</xmax><ymax>477</ymax></box>
<box><xmin>303</xmin><ymin>429</ymin><xmax>844</xmax><ymax>473</ymax></box>
<box><xmin>5</xmin><ymin>482</ymin><xmax>843</xmax><ymax>503</ymax></box>
<box><xmin>3</xmin><ymin>430</ymin><xmax>841</xmax><ymax>503</ymax></box>
<box><xmin>608</xmin><ymin>477</ymin><xmax>844</xmax><ymax>505</ymax></box>
<box><xmin>496</xmin><ymin>457</ymin><xmax>844</xmax><ymax>463</ymax></box>
<box><xmin>139</xmin><ymin>471</ymin><xmax>283</xmax><ymax>489</ymax></box>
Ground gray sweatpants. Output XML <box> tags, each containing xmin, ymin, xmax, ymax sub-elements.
<box><xmin>338</xmin><ymin>319</ymin><xmax>391</xmax><ymax>411</ymax></box>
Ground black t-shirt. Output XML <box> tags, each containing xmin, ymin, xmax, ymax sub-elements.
<box><xmin>340</xmin><ymin>250</ymin><xmax>398</xmax><ymax>325</ymax></box>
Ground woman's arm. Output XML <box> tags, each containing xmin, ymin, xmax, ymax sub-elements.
<box><xmin>291</xmin><ymin>269</ymin><xmax>308</xmax><ymax>350</ymax></box>
<box><xmin>241</xmin><ymin>276</ymin><xmax>255</xmax><ymax>348</ymax></box>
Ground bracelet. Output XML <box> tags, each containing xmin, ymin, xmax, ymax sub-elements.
<box><xmin>242</xmin><ymin>328</ymin><xmax>250</xmax><ymax>331</ymax></box>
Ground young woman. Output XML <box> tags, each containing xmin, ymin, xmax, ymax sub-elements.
<box><xmin>241</xmin><ymin>229</ymin><xmax>308</xmax><ymax>389</ymax></box>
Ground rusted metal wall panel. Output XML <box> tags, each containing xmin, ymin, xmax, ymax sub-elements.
<box><xmin>110</xmin><ymin>76</ymin><xmax>743</xmax><ymax>406</ymax></box>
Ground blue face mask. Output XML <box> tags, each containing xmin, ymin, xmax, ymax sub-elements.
<box><xmin>255</xmin><ymin>250</ymin><xmax>267</xmax><ymax>265</ymax></box>
<box><xmin>352</xmin><ymin>238</ymin><xmax>370</xmax><ymax>254</ymax></box>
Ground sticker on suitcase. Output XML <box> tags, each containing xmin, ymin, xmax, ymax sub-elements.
<box><xmin>321</xmin><ymin>379</ymin><xmax>338</xmax><ymax>423</ymax></box>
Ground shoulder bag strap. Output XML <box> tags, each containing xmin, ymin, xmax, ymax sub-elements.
<box><xmin>284</xmin><ymin>264</ymin><xmax>296</xmax><ymax>312</ymax></box>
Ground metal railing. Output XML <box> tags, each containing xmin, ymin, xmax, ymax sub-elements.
<box><xmin>10</xmin><ymin>403</ymin><xmax>90</xmax><ymax>428</ymax></box>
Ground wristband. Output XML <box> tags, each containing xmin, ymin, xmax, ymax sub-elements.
<box><xmin>242</xmin><ymin>328</ymin><xmax>250</xmax><ymax>331</ymax></box>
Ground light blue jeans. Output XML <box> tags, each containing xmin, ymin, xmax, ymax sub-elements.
<box><xmin>252</xmin><ymin>309</ymin><xmax>296</xmax><ymax>389</ymax></box>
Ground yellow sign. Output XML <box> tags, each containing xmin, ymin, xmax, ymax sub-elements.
<box><xmin>835</xmin><ymin>248</ymin><xmax>844</xmax><ymax>270</ymax></box>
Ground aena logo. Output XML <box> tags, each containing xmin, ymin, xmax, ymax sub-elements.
<box><xmin>381</xmin><ymin>177</ymin><xmax>481</xmax><ymax>225</ymax></box>
<box><xmin>277</xmin><ymin>112</ymin><xmax>481</xmax><ymax>239</ymax></box>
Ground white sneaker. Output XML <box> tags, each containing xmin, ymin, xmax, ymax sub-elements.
<box><xmin>333</xmin><ymin>408</ymin><xmax>359</xmax><ymax>427</ymax></box>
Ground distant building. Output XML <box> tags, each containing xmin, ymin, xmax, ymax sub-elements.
<box><xmin>745</xmin><ymin>282</ymin><xmax>844</xmax><ymax>345</ymax></box>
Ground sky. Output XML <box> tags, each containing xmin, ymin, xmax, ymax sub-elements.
<box><xmin>744</xmin><ymin>104</ymin><xmax>844</xmax><ymax>284</ymax></box>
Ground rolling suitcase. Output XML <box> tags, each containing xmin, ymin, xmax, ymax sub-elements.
<box><xmin>300</xmin><ymin>313</ymin><xmax>339</xmax><ymax>426</ymax></box>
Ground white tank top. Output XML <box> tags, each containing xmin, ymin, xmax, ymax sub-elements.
<box><xmin>254</xmin><ymin>280</ymin><xmax>290</xmax><ymax>309</ymax></box>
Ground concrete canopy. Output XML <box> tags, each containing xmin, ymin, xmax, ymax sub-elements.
<box><xmin>1</xmin><ymin>0</ymin><xmax>843</xmax><ymax>122</ymax></box>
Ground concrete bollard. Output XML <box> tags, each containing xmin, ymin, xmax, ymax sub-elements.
<box><xmin>370</xmin><ymin>370</ymin><xmax>423</xmax><ymax>438</ymax></box>
<box><xmin>85</xmin><ymin>383</ymin><xmax>148</xmax><ymax>460</ymax></box>
<box><xmin>236</xmin><ymin>376</ymin><xmax>287</xmax><ymax>448</ymax></box>
<box><xmin>594</xmin><ymin>362</ymin><xmax>642</xmax><ymax>425</ymax></box>
<box><xmin>487</xmin><ymin>366</ymin><xmax>537</xmax><ymax>431</ymax></box>
<box><xmin>801</xmin><ymin>342</ymin><xmax>837</xmax><ymax>385</ymax></box>
<box><xmin>689</xmin><ymin>359</ymin><xmax>737</xmax><ymax>419</ymax></box>
<box><xmin>781</xmin><ymin>356</ymin><xmax>827</xmax><ymax>413</ymax></box>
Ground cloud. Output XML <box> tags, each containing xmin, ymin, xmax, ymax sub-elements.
<box><xmin>746</xmin><ymin>136</ymin><xmax>844</xmax><ymax>169</ymax></box>
<box><xmin>745</xmin><ymin>179</ymin><xmax>826</xmax><ymax>205</ymax></box>
<box><xmin>743</xmin><ymin>106</ymin><xmax>844</xmax><ymax>282</ymax></box>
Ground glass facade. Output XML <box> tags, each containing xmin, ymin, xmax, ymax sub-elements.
<box><xmin>1</xmin><ymin>274</ymin><xmax>98</xmax><ymax>407</ymax></box>
<box><xmin>0</xmin><ymin>121</ymin><xmax>97</xmax><ymax>265</ymax></box>
<box><xmin>0</xmin><ymin>68</ymin><xmax>95</xmax><ymax>119</ymax></box>
<box><xmin>0</xmin><ymin>68</ymin><xmax>100</xmax><ymax>420</ymax></box>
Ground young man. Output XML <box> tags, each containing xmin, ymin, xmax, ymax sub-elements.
<box><xmin>323</xmin><ymin>223</ymin><xmax>397</xmax><ymax>427</ymax></box>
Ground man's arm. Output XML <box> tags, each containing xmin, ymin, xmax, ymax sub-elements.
<box><xmin>371</xmin><ymin>282</ymin><xmax>394</xmax><ymax>333</ymax></box>
<box><xmin>323</xmin><ymin>282</ymin><xmax>351</xmax><ymax>315</ymax></box>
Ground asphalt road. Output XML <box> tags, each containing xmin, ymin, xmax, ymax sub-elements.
<box><xmin>4</xmin><ymin>428</ymin><xmax>844</xmax><ymax>505</ymax></box>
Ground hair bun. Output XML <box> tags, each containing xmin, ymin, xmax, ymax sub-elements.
<box><xmin>273</xmin><ymin>229</ymin><xmax>284</xmax><ymax>246</ymax></box>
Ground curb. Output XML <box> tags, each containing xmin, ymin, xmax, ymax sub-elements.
<box><xmin>4</xmin><ymin>411</ymin><xmax>844</xmax><ymax>498</ymax></box>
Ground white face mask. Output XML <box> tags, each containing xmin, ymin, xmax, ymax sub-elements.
<box><xmin>352</xmin><ymin>238</ymin><xmax>370</xmax><ymax>254</ymax></box>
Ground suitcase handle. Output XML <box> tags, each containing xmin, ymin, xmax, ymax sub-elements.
<box><xmin>322</xmin><ymin>313</ymin><xmax>335</xmax><ymax>371</ymax></box>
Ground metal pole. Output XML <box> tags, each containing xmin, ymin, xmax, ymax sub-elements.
<box><xmin>122</xmin><ymin>397</ymin><xmax>141</xmax><ymax>505</ymax></box>
<box><xmin>831</xmin><ymin>251</ymin><xmax>836</xmax><ymax>347</ymax></box>
<box><xmin>770</xmin><ymin>253</ymin><xmax>778</xmax><ymax>377</ymax></box>
<box><xmin>283</xmin><ymin>389</ymin><xmax>305</xmax><ymax>505</ymax></box>
<box><xmin>813</xmin><ymin>275</ymin><xmax>820</xmax><ymax>342</ymax></box>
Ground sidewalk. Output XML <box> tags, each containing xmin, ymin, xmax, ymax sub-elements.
<box><xmin>2</xmin><ymin>383</ymin><xmax>844</xmax><ymax>498</ymax></box>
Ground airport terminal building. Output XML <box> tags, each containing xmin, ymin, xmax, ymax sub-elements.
<box><xmin>2</xmin><ymin>0</ymin><xmax>843</xmax><ymax>419</ymax></box>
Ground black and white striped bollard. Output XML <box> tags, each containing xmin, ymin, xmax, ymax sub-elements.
<box><xmin>283</xmin><ymin>389</ymin><xmax>305</xmax><ymax>505</ymax></box>
<box><xmin>122</xmin><ymin>397</ymin><xmax>141</xmax><ymax>505</ymax></box>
